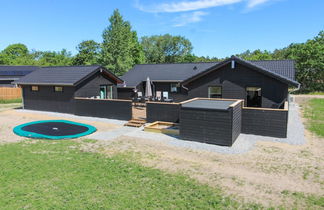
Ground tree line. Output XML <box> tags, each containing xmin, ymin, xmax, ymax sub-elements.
<box><xmin>0</xmin><ymin>9</ymin><xmax>322</xmax><ymax>92</ymax></box>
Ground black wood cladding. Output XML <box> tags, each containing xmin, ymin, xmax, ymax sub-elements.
<box><xmin>179</xmin><ymin>102</ymin><xmax>242</xmax><ymax>146</ymax></box>
<box><xmin>74</xmin><ymin>98</ymin><xmax>132</xmax><ymax>121</ymax></box>
<box><xmin>241</xmin><ymin>108</ymin><xmax>288</xmax><ymax>138</ymax></box>
<box><xmin>146</xmin><ymin>103</ymin><xmax>180</xmax><ymax>123</ymax></box>
<box><xmin>232</xmin><ymin>103</ymin><xmax>242</xmax><ymax>142</ymax></box>
<box><xmin>22</xmin><ymin>86</ymin><xmax>76</xmax><ymax>114</ymax></box>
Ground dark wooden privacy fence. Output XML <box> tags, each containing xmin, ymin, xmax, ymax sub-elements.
<box><xmin>146</xmin><ymin>102</ymin><xmax>181</xmax><ymax>123</ymax></box>
<box><xmin>74</xmin><ymin>97</ymin><xmax>132</xmax><ymax>121</ymax></box>
<box><xmin>241</xmin><ymin>107</ymin><xmax>288</xmax><ymax>138</ymax></box>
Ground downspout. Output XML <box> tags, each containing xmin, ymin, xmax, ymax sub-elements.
<box><xmin>20</xmin><ymin>85</ymin><xmax>24</xmax><ymax>110</ymax></box>
<box><xmin>181</xmin><ymin>84</ymin><xmax>189</xmax><ymax>91</ymax></box>
<box><xmin>181</xmin><ymin>84</ymin><xmax>189</xmax><ymax>102</ymax></box>
<box><xmin>289</xmin><ymin>83</ymin><xmax>301</xmax><ymax>103</ymax></box>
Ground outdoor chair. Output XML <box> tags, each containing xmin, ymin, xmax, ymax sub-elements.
<box><xmin>155</xmin><ymin>91</ymin><xmax>162</xmax><ymax>101</ymax></box>
<box><xmin>133</xmin><ymin>92</ymin><xmax>145</xmax><ymax>106</ymax></box>
<box><xmin>162</xmin><ymin>91</ymin><xmax>173</xmax><ymax>102</ymax></box>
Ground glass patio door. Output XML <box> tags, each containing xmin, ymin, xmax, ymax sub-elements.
<box><xmin>100</xmin><ymin>85</ymin><xmax>113</xmax><ymax>99</ymax></box>
<box><xmin>100</xmin><ymin>85</ymin><xmax>106</xmax><ymax>99</ymax></box>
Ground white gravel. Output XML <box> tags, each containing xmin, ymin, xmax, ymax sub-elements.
<box><xmin>113</xmin><ymin>102</ymin><xmax>305</xmax><ymax>154</ymax></box>
<box><xmin>89</xmin><ymin>127</ymin><xmax>137</xmax><ymax>140</ymax></box>
<box><xmin>16</xmin><ymin>109</ymin><xmax>128</xmax><ymax>125</ymax></box>
<box><xmin>18</xmin><ymin>102</ymin><xmax>306</xmax><ymax>154</ymax></box>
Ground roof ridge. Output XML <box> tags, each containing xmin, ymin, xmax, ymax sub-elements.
<box><xmin>0</xmin><ymin>65</ymin><xmax>39</xmax><ymax>67</ymax></box>
<box><xmin>135</xmin><ymin>61</ymin><xmax>220</xmax><ymax>65</ymax></box>
<box><xmin>41</xmin><ymin>65</ymin><xmax>101</xmax><ymax>68</ymax></box>
<box><xmin>249</xmin><ymin>59</ymin><xmax>295</xmax><ymax>62</ymax></box>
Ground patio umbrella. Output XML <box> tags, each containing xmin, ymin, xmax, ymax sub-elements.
<box><xmin>145</xmin><ymin>77</ymin><xmax>153</xmax><ymax>98</ymax></box>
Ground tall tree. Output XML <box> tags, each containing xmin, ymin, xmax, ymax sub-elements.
<box><xmin>36</xmin><ymin>49</ymin><xmax>73</xmax><ymax>66</ymax></box>
<box><xmin>101</xmin><ymin>9</ymin><xmax>144</xmax><ymax>75</ymax></box>
<box><xmin>73</xmin><ymin>40</ymin><xmax>100</xmax><ymax>65</ymax></box>
<box><xmin>0</xmin><ymin>43</ymin><xmax>35</xmax><ymax>65</ymax></box>
<box><xmin>283</xmin><ymin>31</ymin><xmax>324</xmax><ymax>92</ymax></box>
<box><xmin>141</xmin><ymin>34</ymin><xmax>193</xmax><ymax>63</ymax></box>
<box><xmin>236</xmin><ymin>49</ymin><xmax>273</xmax><ymax>60</ymax></box>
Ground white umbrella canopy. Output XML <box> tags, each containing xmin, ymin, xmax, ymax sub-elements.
<box><xmin>145</xmin><ymin>77</ymin><xmax>153</xmax><ymax>98</ymax></box>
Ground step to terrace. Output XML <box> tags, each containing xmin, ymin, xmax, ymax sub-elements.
<box><xmin>124</xmin><ymin>119</ymin><xmax>146</xmax><ymax>127</ymax></box>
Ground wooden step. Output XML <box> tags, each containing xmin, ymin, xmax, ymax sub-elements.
<box><xmin>124</xmin><ymin>122</ymin><xmax>142</xmax><ymax>127</ymax></box>
<box><xmin>124</xmin><ymin>119</ymin><xmax>146</xmax><ymax>127</ymax></box>
<box><xmin>131</xmin><ymin>119</ymin><xmax>146</xmax><ymax>123</ymax></box>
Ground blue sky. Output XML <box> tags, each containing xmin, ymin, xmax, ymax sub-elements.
<box><xmin>0</xmin><ymin>0</ymin><xmax>323</xmax><ymax>58</ymax></box>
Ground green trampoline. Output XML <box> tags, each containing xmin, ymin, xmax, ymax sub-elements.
<box><xmin>13</xmin><ymin>120</ymin><xmax>96</xmax><ymax>140</ymax></box>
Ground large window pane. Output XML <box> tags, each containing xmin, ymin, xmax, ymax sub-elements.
<box><xmin>208</xmin><ymin>86</ymin><xmax>222</xmax><ymax>98</ymax></box>
<box><xmin>170</xmin><ymin>83</ymin><xmax>179</xmax><ymax>93</ymax></box>
<box><xmin>54</xmin><ymin>86</ymin><xmax>63</xmax><ymax>92</ymax></box>
<box><xmin>246</xmin><ymin>87</ymin><xmax>262</xmax><ymax>107</ymax></box>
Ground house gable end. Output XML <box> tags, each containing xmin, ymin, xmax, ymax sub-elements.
<box><xmin>182</xmin><ymin>56</ymin><xmax>299</xmax><ymax>87</ymax></box>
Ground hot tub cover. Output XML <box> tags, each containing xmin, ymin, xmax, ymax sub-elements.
<box><xmin>181</xmin><ymin>99</ymin><xmax>236</xmax><ymax>111</ymax></box>
<box><xmin>13</xmin><ymin>120</ymin><xmax>96</xmax><ymax>140</ymax></box>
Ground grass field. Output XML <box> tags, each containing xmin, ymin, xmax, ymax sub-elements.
<box><xmin>305</xmin><ymin>92</ymin><xmax>324</xmax><ymax>95</ymax></box>
<box><xmin>0</xmin><ymin>98</ymin><xmax>22</xmax><ymax>104</ymax></box>
<box><xmin>0</xmin><ymin>140</ymin><xmax>260</xmax><ymax>209</ymax></box>
<box><xmin>304</xmin><ymin>98</ymin><xmax>324</xmax><ymax>137</ymax></box>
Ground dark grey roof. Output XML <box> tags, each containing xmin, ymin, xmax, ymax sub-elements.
<box><xmin>120</xmin><ymin>57</ymin><xmax>297</xmax><ymax>87</ymax></box>
<box><xmin>182</xmin><ymin>99</ymin><xmax>236</xmax><ymax>111</ymax></box>
<box><xmin>183</xmin><ymin>56</ymin><xmax>299</xmax><ymax>87</ymax></box>
<box><xmin>250</xmin><ymin>60</ymin><xmax>295</xmax><ymax>80</ymax></box>
<box><xmin>0</xmin><ymin>66</ymin><xmax>39</xmax><ymax>76</ymax></box>
<box><xmin>120</xmin><ymin>62</ymin><xmax>218</xmax><ymax>87</ymax></box>
<box><xmin>15</xmin><ymin>65</ymin><xmax>123</xmax><ymax>86</ymax></box>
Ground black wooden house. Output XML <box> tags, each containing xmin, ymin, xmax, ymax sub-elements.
<box><xmin>15</xmin><ymin>65</ymin><xmax>123</xmax><ymax>113</ymax></box>
<box><xmin>118</xmin><ymin>56</ymin><xmax>299</xmax><ymax>108</ymax></box>
<box><xmin>0</xmin><ymin>66</ymin><xmax>39</xmax><ymax>87</ymax></box>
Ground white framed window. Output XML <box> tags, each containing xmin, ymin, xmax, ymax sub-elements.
<box><xmin>54</xmin><ymin>86</ymin><xmax>63</xmax><ymax>92</ymax></box>
<box><xmin>208</xmin><ymin>86</ymin><xmax>222</xmax><ymax>98</ymax></box>
<box><xmin>170</xmin><ymin>83</ymin><xmax>179</xmax><ymax>93</ymax></box>
<box><xmin>31</xmin><ymin>86</ymin><xmax>39</xmax><ymax>92</ymax></box>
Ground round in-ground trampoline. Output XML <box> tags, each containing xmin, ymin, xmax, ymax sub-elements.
<box><xmin>13</xmin><ymin>120</ymin><xmax>96</xmax><ymax>140</ymax></box>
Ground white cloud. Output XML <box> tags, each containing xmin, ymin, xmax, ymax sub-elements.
<box><xmin>135</xmin><ymin>0</ymin><xmax>276</xmax><ymax>27</ymax></box>
<box><xmin>247</xmin><ymin>0</ymin><xmax>271</xmax><ymax>8</ymax></box>
<box><xmin>137</xmin><ymin>0</ymin><xmax>242</xmax><ymax>13</ymax></box>
<box><xmin>136</xmin><ymin>0</ymin><xmax>276</xmax><ymax>12</ymax></box>
<box><xmin>173</xmin><ymin>11</ymin><xmax>208</xmax><ymax>27</ymax></box>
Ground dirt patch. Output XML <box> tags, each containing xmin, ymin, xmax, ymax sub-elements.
<box><xmin>292</xmin><ymin>94</ymin><xmax>324</xmax><ymax>105</ymax></box>
<box><xmin>79</xmin><ymin>100</ymin><xmax>324</xmax><ymax>208</ymax></box>
<box><xmin>81</xmin><ymin>132</ymin><xmax>323</xmax><ymax>208</ymax></box>
<box><xmin>0</xmin><ymin>108</ymin><xmax>121</xmax><ymax>144</ymax></box>
<box><xmin>1</xmin><ymin>103</ymin><xmax>323</xmax><ymax>208</ymax></box>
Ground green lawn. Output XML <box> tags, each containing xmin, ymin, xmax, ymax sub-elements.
<box><xmin>304</xmin><ymin>98</ymin><xmax>324</xmax><ymax>137</ymax></box>
<box><xmin>305</xmin><ymin>92</ymin><xmax>324</xmax><ymax>95</ymax></box>
<box><xmin>0</xmin><ymin>98</ymin><xmax>22</xmax><ymax>104</ymax></box>
<box><xmin>0</xmin><ymin>140</ymin><xmax>260</xmax><ymax>209</ymax></box>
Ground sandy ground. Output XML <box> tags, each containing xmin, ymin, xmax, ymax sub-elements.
<box><xmin>293</xmin><ymin>94</ymin><xmax>324</xmax><ymax>105</ymax></box>
<box><xmin>0</xmin><ymin>96</ymin><xmax>323</xmax><ymax>208</ymax></box>
<box><xmin>0</xmin><ymin>107</ymin><xmax>121</xmax><ymax>144</ymax></box>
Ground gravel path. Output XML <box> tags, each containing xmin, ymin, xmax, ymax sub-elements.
<box><xmin>89</xmin><ymin>126</ymin><xmax>137</xmax><ymax>140</ymax></box>
<box><xmin>19</xmin><ymin>102</ymin><xmax>305</xmax><ymax>154</ymax></box>
<box><xmin>89</xmin><ymin>102</ymin><xmax>305</xmax><ymax>154</ymax></box>
<box><xmin>16</xmin><ymin>109</ymin><xmax>128</xmax><ymax>125</ymax></box>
